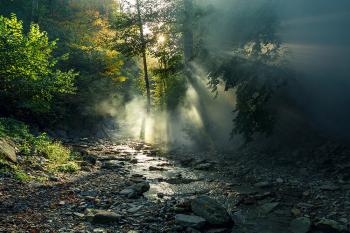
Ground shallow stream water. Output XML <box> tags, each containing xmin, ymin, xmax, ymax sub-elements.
<box><xmin>108</xmin><ymin>143</ymin><xmax>295</xmax><ymax>233</ymax></box>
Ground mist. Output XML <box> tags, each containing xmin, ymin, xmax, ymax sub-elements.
<box><xmin>194</xmin><ymin>0</ymin><xmax>350</xmax><ymax>141</ymax></box>
<box><xmin>95</xmin><ymin>0</ymin><xmax>350</xmax><ymax>149</ymax></box>
<box><xmin>280</xmin><ymin>0</ymin><xmax>350</xmax><ymax>140</ymax></box>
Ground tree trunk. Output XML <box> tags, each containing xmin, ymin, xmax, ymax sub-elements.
<box><xmin>183</xmin><ymin>0</ymin><xmax>194</xmax><ymax>66</ymax></box>
<box><xmin>136</xmin><ymin>0</ymin><xmax>151</xmax><ymax>114</ymax></box>
<box><xmin>136</xmin><ymin>0</ymin><xmax>151</xmax><ymax>140</ymax></box>
<box><xmin>31</xmin><ymin>0</ymin><xmax>39</xmax><ymax>23</ymax></box>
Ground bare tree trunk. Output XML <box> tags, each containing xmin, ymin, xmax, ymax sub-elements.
<box><xmin>31</xmin><ymin>0</ymin><xmax>39</xmax><ymax>23</ymax></box>
<box><xmin>136</xmin><ymin>0</ymin><xmax>151</xmax><ymax>114</ymax></box>
<box><xmin>136</xmin><ymin>0</ymin><xmax>151</xmax><ymax>140</ymax></box>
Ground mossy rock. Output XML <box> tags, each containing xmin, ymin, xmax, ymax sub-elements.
<box><xmin>0</xmin><ymin>138</ymin><xmax>17</xmax><ymax>163</ymax></box>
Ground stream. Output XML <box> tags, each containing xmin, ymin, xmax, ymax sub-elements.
<box><xmin>103</xmin><ymin>142</ymin><xmax>295</xmax><ymax>233</ymax></box>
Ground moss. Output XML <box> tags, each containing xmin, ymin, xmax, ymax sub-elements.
<box><xmin>14</xmin><ymin>169</ymin><xmax>31</xmax><ymax>181</ymax></box>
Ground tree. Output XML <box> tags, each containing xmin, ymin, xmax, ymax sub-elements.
<box><xmin>136</xmin><ymin>0</ymin><xmax>151</xmax><ymax>114</ymax></box>
<box><xmin>203</xmin><ymin>2</ymin><xmax>290</xmax><ymax>142</ymax></box>
<box><xmin>113</xmin><ymin>0</ymin><xmax>164</xmax><ymax>139</ymax></box>
<box><xmin>31</xmin><ymin>0</ymin><xmax>39</xmax><ymax>23</ymax></box>
<box><xmin>0</xmin><ymin>14</ymin><xmax>77</xmax><ymax>114</ymax></box>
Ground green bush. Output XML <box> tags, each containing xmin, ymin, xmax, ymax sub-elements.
<box><xmin>34</xmin><ymin>133</ymin><xmax>70</xmax><ymax>163</ymax></box>
<box><xmin>0</xmin><ymin>14</ymin><xmax>77</xmax><ymax>113</ymax></box>
<box><xmin>0</xmin><ymin>117</ymin><xmax>34</xmax><ymax>155</ymax></box>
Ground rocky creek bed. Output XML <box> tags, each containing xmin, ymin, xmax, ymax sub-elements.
<box><xmin>1</xmin><ymin>139</ymin><xmax>350</xmax><ymax>233</ymax></box>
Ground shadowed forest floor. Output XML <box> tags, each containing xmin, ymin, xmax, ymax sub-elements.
<box><xmin>1</xmin><ymin>139</ymin><xmax>350</xmax><ymax>233</ymax></box>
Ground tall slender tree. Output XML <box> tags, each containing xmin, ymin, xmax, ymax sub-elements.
<box><xmin>136</xmin><ymin>0</ymin><xmax>151</xmax><ymax>114</ymax></box>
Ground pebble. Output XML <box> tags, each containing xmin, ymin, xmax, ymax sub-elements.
<box><xmin>276</xmin><ymin>178</ymin><xmax>284</xmax><ymax>183</ymax></box>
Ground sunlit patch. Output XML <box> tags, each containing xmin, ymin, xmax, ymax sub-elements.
<box><xmin>157</xmin><ymin>34</ymin><xmax>166</xmax><ymax>44</ymax></box>
<box><xmin>143</xmin><ymin>25</ymin><xmax>152</xmax><ymax>35</ymax></box>
<box><xmin>191</xmin><ymin>107</ymin><xmax>204</xmax><ymax>128</ymax></box>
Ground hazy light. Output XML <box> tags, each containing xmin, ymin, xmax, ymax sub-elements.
<box><xmin>157</xmin><ymin>34</ymin><xmax>166</xmax><ymax>44</ymax></box>
<box><xmin>143</xmin><ymin>25</ymin><xmax>152</xmax><ymax>35</ymax></box>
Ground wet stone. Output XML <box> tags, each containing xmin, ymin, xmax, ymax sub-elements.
<box><xmin>315</xmin><ymin>218</ymin><xmax>347</xmax><ymax>232</ymax></box>
<box><xmin>191</xmin><ymin>195</ymin><xmax>231</xmax><ymax>225</ymax></box>
<box><xmin>254</xmin><ymin>181</ymin><xmax>271</xmax><ymax>188</ymax></box>
<box><xmin>194</xmin><ymin>163</ymin><xmax>214</xmax><ymax>170</ymax></box>
<box><xmin>175</xmin><ymin>214</ymin><xmax>206</xmax><ymax>228</ymax></box>
<box><xmin>260</xmin><ymin>202</ymin><xmax>279</xmax><ymax>214</ymax></box>
<box><xmin>149</xmin><ymin>166</ymin><xmax>167</xmax><ymax>171</ymax></box>
<box><xmin>90</xmin><ymin>210</ymin><xmax>122</xmax><ymax>224</ymax></box>
<box><xmin>120</xmin><ymin>181</ymin><xmax>150</xmax><ymax>198</ymax></box>
<box><xmin>290</xmin><ymin>217</ymin><xmax>311</xmax><ymax>233</ymax></box>
<box><xmin>102</xmin><ymin>160</ymin><xmax>121</xmax><ymax>169</ymax></box>
<box><xmin>320</xmin><ymin>183</ymin><xmax>340</xmax><ymax>191</ymax></box>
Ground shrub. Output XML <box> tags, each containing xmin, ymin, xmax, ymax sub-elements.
<box><xmin>0</xmin><ymin>14</ymin><xmax>77</xmax><ymax>113</ymax></box>
<box><xmin>57</xmin><ymin>162</ymin><xmax>79</xmax><ymax>173</ymax></box>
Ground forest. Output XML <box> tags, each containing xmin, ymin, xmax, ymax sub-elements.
<box><xmin>0</xmin><ymin>0</ymin><xmax>350</xmax><ymax>232</ymax></box>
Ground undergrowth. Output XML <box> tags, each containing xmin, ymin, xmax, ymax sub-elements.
<box><xmin>0</xmin><ymin>118</ymin><xmax>80</xmax><ymax>181</ymax></box>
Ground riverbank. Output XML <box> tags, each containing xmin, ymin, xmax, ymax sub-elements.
<box><xmin>1</xmin><ymin>139</ymin><xmax>350</xmax><ymax>233</ymax></box>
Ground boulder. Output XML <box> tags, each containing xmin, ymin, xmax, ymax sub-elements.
<box><xmin>231</xmin><ymin>210</ymin><xmax>246</xmax><ymax>224</ymax></box>
<box><xmin>132</xmin><ymin>181</ymin><xmax>150</xmax><ymax>194</ymax></box>
<box><xmin>102</xmin><ymin>160</ymin><xmax>121</xmax><ymax>169</ymax></box>
<box><xmin>120</xmin><ymin>188</ymin><xmax>136</xmax><ymax>198</ymax></box>
<box><xmin>149</xmin><ymin>166</ymin><xmax>167</xmax><ymax>171</ymax></box>
<box><xmin>175</xmin><ymin>214</ymin><xmax>206</xmax><ymax>228</ymax></box>
<box><xmin>290</xmin><ymin>217</ymin><xmax>311</xmax><ymax>233</ymax></box>
<box><xmin>315</xmin><ymin>218</ymin><xmax>347</xmax><ymax>233</ymax></box>
<box><xmin>90</xmin><ymin>210</ymin><xmax>121</xmax><ymax>224</ymax></box>
<box><xmin>260</xmin><ymin>202</ymin><xmax>279</xmax><ymax>214</ymax></box>
<box><xmin>254</xmin><ymin>181</ymin><xmax>271</xmax><ymax>188</ymax></box>
<box><xmin>120</xmin><ymin>181</ymin><xmax>150</xmax><ymax>198</ymax></box>
<box><xmin>0</xmin><ymin>138</ymin><xmax>17</xmax><ymax>163</ymax></box>
<box><xmin>320</xmin><ymin>183</ymin><xmax>340</xmax><ymax>191</ymax></box>
<box><xmin>206</xmin><ymin>228</ymin><xmax>229</xmax><ymax>233</ymax></box>
<box><xmin>191</xmin><ymin>195</ymin><xmax>231</xmax><ymax>225</ymax></box>
<box><xmin>194</xmin><ymin>163</ymin><xmax>214</xmax><ymax>170</ymax></box>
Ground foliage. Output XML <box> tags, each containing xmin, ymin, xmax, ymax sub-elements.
<box><xmin>0</xmin><ymin>117</ymin><xmax>35</xmax><ymax>155</ymax></box>
<box><xmin>57</xmin><ymin>161</ymin><xmax>79</xmax><ymax>173</ymax></box>
<box><xmin>0</xmin><ymin>1</ymin><xmax>138</xmax><ymax>133</ymax></box>
<box><xmin>0</xmin><ymin>118</ymin><xmax>79</xmax><ymax>179</ymax></box>
<box><xmin>33</xmin><ymin>133</ymin><xmax>70</xmax><ymax>163</ymax></box>
<box><xmin>203</xmin><ymin>2</ymin><xmax>290</xmax><ymax>142</ymax></box>
<box><xmin>0</xmin><ymin>14</ymin><xmax>77</xmax><ymax>113</ymax></box>
<box><xmin>13</xmin><ymin>169</ymin><xmax>31</xmax><ymax>181</ymax></box>
<box><xmin>0</xmin><ymin>0</ymin><xmax>293</xmax><ymax>145</ymax></box>
<box><xmin>209</xmin><ymin>55</ymin><xmax>288</xmax><ymax>141</ymax></box>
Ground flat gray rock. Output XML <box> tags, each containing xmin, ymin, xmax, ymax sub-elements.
<box><xmin>0</xmin><ymin>138</ymin><xmax>17</xmax><ymax>163</ymax></box>
<box><xmin>315</xmin><ymin>218</ymin><xmax>347</xmax><ymax>232</ymax></box>
<box><xmin>91</xmin><ymin>210</ymin><xmax>121</xmax><ymax>224</ymax></box>
<box><xmin>260</xmin><ymin>202</ymin><xmax>279</xmax><ymax>214</ymax></box>
<box><xmin>175</xmin><ymin>214</ymin><xmax>206</xmax><ymax>228</ymax></box>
